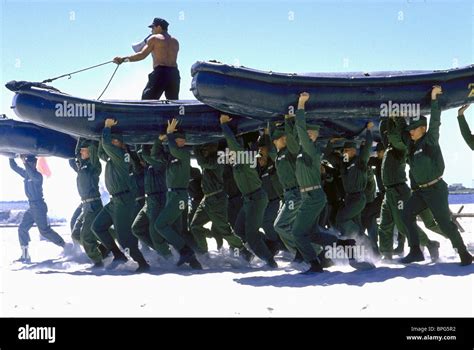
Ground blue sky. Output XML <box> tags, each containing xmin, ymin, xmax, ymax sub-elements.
<box><xmin>0</xmin><ymin>0</ymin><xmax>473</xmax><ymax>215</ymax></box>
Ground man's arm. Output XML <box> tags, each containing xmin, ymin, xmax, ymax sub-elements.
<box><xmin>220</xmin><ymin>115</ymin><xmax>244</xmax><ymax>152</ymax></box>
<box><xmin>427</xmin><ymin>86</ymin><xmax>442</xmax><ymax>143</ymax></box>
<box><xmin>68</xmin><ymin>158</ymin><xmax>79</xmax><ymax>173</ymax></box>
<box><xmin>9</xmin><ymin>158</ymin><xmax>26</xmax><ymax>178</ymax></box>
<box><xmin>359</xmin><ymin>123</ymin><xmax>374</xmax><ymax>165</ymax></box>
<box><xmin>167</xmin><ymin>133</ymin><xmax>190</xmax><ymax>161</ymax></box>
<box><xmin>24</xmin><ymin>161</ymin><xmax>42</xmax><ymax>181</ymax></box>
<box><xmin>114</xmin><ymin>36</ymin><xmax>157</xmax><ymax>63</ymax></box>
<box><xmin>88</xmin><ymin>141</ymin><xmax>101</xmax><ymax>175</ymax></box>
<box><xmin>101</xmin><ymin>127</ymin><xmax>125</xmax><ymax>163</ymax></box>
<box><xmin>387</xmin><ymin>118</ymin><xmax>408</xmax><ymax>152</ymax></box>
<box><xmin>457</xmin><ymin>105</ymin><xmax>474</xmax><ymax>150</ymax></box>
<box><xmin>285</xmin><ymin>117</ymin><xmax>300</xmax><ymax>155</ymax></box>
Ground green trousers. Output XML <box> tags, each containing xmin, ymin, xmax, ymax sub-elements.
<box><xmin>273</xmin><ymin>188</ymin><xmax>301</xmax><ymax>253</ymax></box>
<box><xmin>92</xmin><ymin>192</ymin><xmax>146</xmax><ymax>263</ymax></box>
<box><xmin>74</xmin><ymin>200</ymin><xmax>104</xmax><ymax>263</ymax></box>
<box><xmin>190</xmin><ymin>191</ymin><xmax>243</xmax><ymax>253</ymax></box>
<box><xmin>132</xmin><ymin>193</ymin><xmax>171</xmax><ymax>257</ymax></box>
<box><xmin>402</xmin><ymin>180</ymin><xmax>467</xmax><ymax>252</ymax></box>
<box><xmin>291</xmin><ymin>188</ymin><xmax>326</xmax><ymax>262</ymax></box>
<box><xmin>336</xmin><ymin>192</ymin><xmax>366</xmax><ymax>237</ymax></box>
<box><xmin>154</xmin><ymin>189</ymin><xmax>189</xmax><ymax>251</ymax></box>
<box><xmin>378</xmin><ymin>184</ymin><xmax>433</xmax><ymax>253</ymax></box>
<box><xmin>234</xmin><ymin>188</ymin><xmax>273</xmax><ymax>262</ymax></box>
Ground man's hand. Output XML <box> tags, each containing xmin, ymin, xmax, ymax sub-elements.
<box><xmin>113</xmin><ymin>56</ymin><xmax>125</xmax><ymax>65</ymax></box>
<box><xmin>166</xmin><ymin>119</ymin><xmax>179</xmax><ymax>134</ymax></box>
<box><xmin>220</xmin><ymin>114</ymin><xmax>232</xmax><ymax>124</ymax></box>
<box><xmin>284</xmin><ymin>114</ymin><xmax>294</xmax><ymax>119</ymax></box>
<box><xmin>105</xmin><ymin>118</ymin><xmax>117</xmax><ymax>128</ymax></box>
<box><xmin>159</xmin><ymin>134</ymin><xmax>167</xmax><ymax>142</ymax></box>
<box><xmin>264</xmin><ymin>127</ymin><xmax>270</xmax><ymax>135</ymax></box>
<box><xmin>367</xmin><ymin>121</ymin><xmax>374</xmax><ymax>130</ymax></box>
<box><xmin>458</xmin><ymin>104</ymin><xmax>470</xmax><ymax>116</ymax></box>
<box><xmin>431</xmin><ymin>85</ymin><xmax>443</xmax><ymax>100</ymax></box>
<box><xmin>298</xmin><ymin>92</ymin><xmax>310</xmax><ymax>110</ymax></box>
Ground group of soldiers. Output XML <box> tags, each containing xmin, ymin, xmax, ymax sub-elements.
<box><xmin>8</xmin><ymin>18</ymin><xmax>473</xmax><ymax>274</ymax></box>
<box><xmin>9</xmin><ymin>87</ymin><xmax>474</xmax><ymax>274</ymax></box>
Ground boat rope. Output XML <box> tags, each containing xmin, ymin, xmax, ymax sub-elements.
<box><xmin>96</xmin><ymin>63</ymin><xmax>120</xmax><ymax>100</ymax></box>
<box><xmin>41</xmin><ymin>60</ymin><xmax>114</xmax><ymax>84</ymax></box>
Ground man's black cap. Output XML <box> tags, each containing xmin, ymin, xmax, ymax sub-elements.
<box><xmin>148</xmin><ymin>18</ymin><xmax>169</xmax><ymax>30</ymax></box>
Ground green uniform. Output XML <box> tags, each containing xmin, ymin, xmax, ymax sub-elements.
<box><xmin>457</xmin><ymin>114</ymin><xmax>474</xmax><ymax>150</ymax></box>
<box><xmin>153</xmin><ymin>134</ymin><xmax>191</xmax><ymax>252</ymax></box>
<box><xmin>10</xmin><ymin>158</ymin><xmax>65</xmax><ymax>249</ymax></box>
<box><xmin>268</xmin><ymin>119</ymin><xmax>301</xmax><ymax>253</ymax></box>
<box><xmin>401</xmin><ymin>100</ymin><xmax>468</xmax><ymax>254</ymax></box>
<box><xmin>221</xmin><ymin>123</ymin><xmax>274</xmax><ymax>263</ymax></box>
<box><xmin>131</xmin><ymin>142</ymin><xmax>171</xmax><ymax>257</ymax></box>
<box><xmin>291</xmin><ymin>109</ymin><xmax>326</xmax><ymax>262</ymax></box>
<box><xmin>92</xmin><ymin>127</ymin><xmax>147</xmax><ymax>265</ymax></box>
<box><xmin>257</xmin><ymin>151</ymin><xmax>283</xmax><ymax>244</ymax></box>
<box><xmin>69</xmin><ymin>141</ymin><xmax>103</xmax><ymax>263</ymax></box>
<box><xmin>329</xmin><ymin>129</ymin><xmax>372</xmax><ymax>237</ymax></box>
<box><xmin>190</xmin><ymin>145</ymin><xmax>244</xmax><ymax>253</ymax></box>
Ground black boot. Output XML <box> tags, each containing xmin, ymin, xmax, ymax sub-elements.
<box><xmin>91</xmin><ymin>261</ymin><xmax>104</xmax><ymax>270</ymax></box>
<box><xmin>426</xmin><ymin>240</ymin><xmax>440</xmax><ymax>262</ymax></box>
<box><xmin>266</xmin><ymin>257</ymin><xmax>278</xmax><ymax>269</ymax></box>
<box><xmin>135</xmin><ymin>257</ymin><xmax>151</xmax><ymax>273</ymax></box>
<box><xmin>265</xmin><ymin>239</ymin><xmax>280</xmax><ymax>257</ymax></box>
<box><xmin>98</xmin><ymin>244</ymin><xmax>111</xmax><ymax>259</ymax></box>
<box><xmin>400</xmin><ymin>246</ymin><xmax>425</xmax><ymax>264</ymax></box>
<box><xmin>459</xmin><ymin>249</ymin><xmax>473</xmax><ymax>266</ymax></box>
<box><xmin>393</xmin><ymin>234</ymin><xmax>405</xmax><ymax>255</ymax></box>
<box><xmin>301</xmin><ymin>259</ymin><xmax>324</xmax><ymax>274</ymax></box>
<box><xmin>293</xmin><ymin>250</ymin><xmax>304</xmax><ymax>263</ymax></box>
<box><xmin>318</xmin><ymin>250</ymin><xmax>334</xmax><ymax>268</ymax></box>
<box><xmin>239</xmin><ymin>247</ymin><xmax>254</xmax><ymax>262</ymax></box>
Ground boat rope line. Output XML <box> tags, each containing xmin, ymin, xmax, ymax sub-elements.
<box><xmin>96</xmin><ymin>63</ymin><xmax>120</xmax><ymax>100</ymax></box>
<box><xmin>40</xmin><ymin>60</ymin><xmax>120</xmax><ymax>100</ymax></box>
<box><xmin>41</xmin><ymin>60</ymin><xmax>114</xmax><ymax>84</ymax></box>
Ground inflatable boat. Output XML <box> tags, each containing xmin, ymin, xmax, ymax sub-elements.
<box><xmin>0</xmin><ymin>117</ymin><xmax>76</xmax><ymax>158</ymax></box>
<box><xmin>6</xmin><ymin>81</ymin><xmax>379</xmax><ymax>144</ymax></box>
<box><xmin>191</xmin><ymin>61</ymin><xmax>474</xmax><ymax>119</ymax></box>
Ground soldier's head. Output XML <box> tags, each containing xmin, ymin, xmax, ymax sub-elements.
<box><xmin>175</xmin><ymin>132</ymin><xmax>186</xmax><ymax>148</ymax></box>
<box><xmin>202</xmin><ymin>142</ymin><xmax>218</xmax><ymax>157</ymax></box>
<box><xmin>80</xmin><ymin>147</ymin><xmax>90</xmax><ymax>160</ymax></box>
<box><xmin>20</xmin><ymin>155</ymin><xmax>37</xmax><ymax>165</ymax></box>
<box><xmin>111</xmin><ymin>133</ymin><xmax>124</xmax><ymax>148</ymax></box>
<box><xmin>343</xmin><ymin>141</ymin><xmax>357</xmax><ymax>160</ymax></box>
<box><xmin>307</xmin><ymin>125</ymin><xmax>320</xmax><ymax>142</ymax></box>
<box><xmin>272</xmin><ymin>128</ymin><xmax>287</xmax><ymax>150</ymax></box>
<box><xmin>407</xmin><ymin>116</ymin><xmax>427</xmax><ymax>141</ymax></box>
<box><xmin>256</xmin><ymin>135</ymin><xmax>269</xmax><ymax>157</ymax></box>
<box><xmin>375</xmin><ymin>142</ymin><xmax>385</xmax><ymax>159</ymax></box>
<box><xmin>148</xmin><ymin>17</ymin><xmax>169</xmax><ymax>34</ymax></box>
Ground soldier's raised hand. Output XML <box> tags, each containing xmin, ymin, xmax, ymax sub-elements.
<box><xmin>220</xmin><ymin>114</ymin><xmax>232</xmax><ymax>124</ymax></box>
<box><xmin>105</xmin><ymin>118</ymin><xmax>118</xmax><ymax>128</ymax></box>
<box><xmin>458</xmin><ymin>104</ymin><xmax>470</xmax><ymax>116</ymax></box>
<box><xmin>431</xmin><ymin>85</ymin><xmax>443</xmax><ymax>100</ymax></box>
<box><xmin>166</xmin><ymin>118</ymin><xmax>179</xmax><ymax>134</ymax></box>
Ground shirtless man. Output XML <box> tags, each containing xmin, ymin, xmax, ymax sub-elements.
<box><xmin>113</xmin><ymin>17</ymin><xmax>180</xmax><ymax>100</ymax></box>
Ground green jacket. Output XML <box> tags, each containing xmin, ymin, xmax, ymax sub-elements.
<box><xmin>193</xmin><ymin>145</ymin><xmax>224</xmax><ymax>195</ymax></box>
<box><xmin>403</xmin><ymin>100</ymin><xmax>445</xmax><ymax>186</ymax></box>
<box><xmin>326</xmin><ymin>129</ymin><xmax>372</xmax><ymax>194</ymax></box>
<box><xmin>294</xmin><ymin>109</ymin><xmax>322</xmax><ymax>188</ymax></box>
<box><xmin>156</xmin><ymin>134</ymin><xmax>191</xmax><ymax>189</ymax></box>
<box><xmin>380</xmin><ymin>118</ymin><xmax>408</xmax><ymax>187</ymax></box>
<box><xmin>101</xmin><ymin>127</ymin><xmax>133</xmax><ymax>195</ymax></box>
<box><xmin>457</xmin><ymin>114</ymin><xmax>474</xmax><ymax>150</ymax></box>
<box><xmin>267</xmin><ymin>119</ymin><xmax>299</xmax><ymax>190</ymax></box>
<box><xmin>70</xmin><ymin>140</ymin><xmax>101</xmax><ymax>200</ymax></box>
<box><xmin>139</xmin><ymin>142</ymin><xmax>167</xmax><ymax>194</ymax></box>
<box><xmin>221</xmin><ymin>123</ymin><xmax>262</xmax><ymax>195</ymax></box>
<box><xmin>257</xmin><ymin>154</ymin><xmax>283</xmax><ymax>201</ymax></box>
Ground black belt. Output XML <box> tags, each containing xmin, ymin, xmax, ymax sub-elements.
<box><xmin>111</xmin><ymin>190</ymin><xmax>130</xmax><ymax>197</ymax></box>
<box><xmin>243</xmin><ymin>188</ymin><xmax>262</xmax><ymax>198</ymax></box>
<box><xmin>284</xmin><ymin>186</ymin><xmax>299</xmax><ymax>193</ymax></box>
<box><xmin>167</xmin><ymin>188</ymin><xmax>187</xmax><ymax>192</ymax></box>
<box><xmin>385</xmin><ymin>183</ymin><xmax>404</xmax><ymax>189</ymax></box>
<box><xmin>146</xmin><ymin>191</ymin><xmax>166</xmax><ymax>196</ymax></box>
<box><xmin>81</xmin><ymin>197</ymin><xmax>101</xmax><ymax>204</ymax></box>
